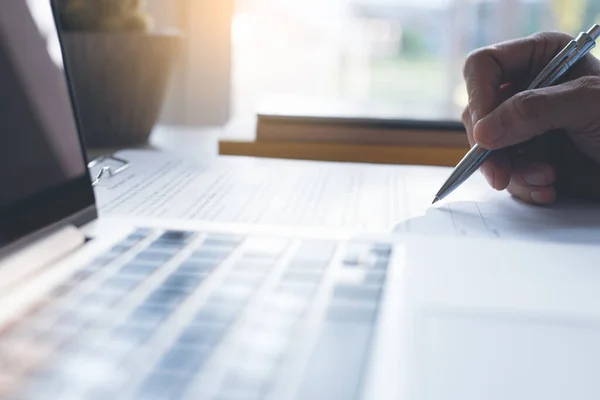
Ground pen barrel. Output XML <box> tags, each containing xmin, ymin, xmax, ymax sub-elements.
<box><xmin>529</xmin><ymin>27</ymin><xmax>600</xmax><ymax>90</ymax></box>
<box><xmin>434</xmin><ymin>145</ymin><xmax>491</xmax><ymax>201</ymax></box>
<box><xmin>528</xmin><ymin>41</ymin><xmax>578</xmax><ymax>89</ymax></box>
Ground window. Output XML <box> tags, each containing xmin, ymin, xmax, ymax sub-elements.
<box><xmin>230</xmin><ymin>0</ymin><xmax>600</xmax><ymax>123</ymax></box>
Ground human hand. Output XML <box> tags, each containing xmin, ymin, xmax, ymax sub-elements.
<box><xmin>462</xmin><ymin>32</ymin><xmax>600</xmax><ymax>205</ymax></box>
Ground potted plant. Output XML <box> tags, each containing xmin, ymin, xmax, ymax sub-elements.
<box><xmin>55</xmin><ymin>0</ymin><xmax>182</xmax><ymax>147</ymax></box>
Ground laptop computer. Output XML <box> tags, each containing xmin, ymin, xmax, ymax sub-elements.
<box><xmin>0</xmin><ymin>2</ymin><xmax>401</xmax><ymax>399</ymax></box>
<box><xmin>4</xmin><ymin>2</ymin><xmax>600</xmax><ymax>400</ymax></box>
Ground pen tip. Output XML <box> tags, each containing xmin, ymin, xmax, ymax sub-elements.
<box><xmin>432</xmin><ymin>196</ymin><xmax>440</xmax><ymax>205</ymax></box>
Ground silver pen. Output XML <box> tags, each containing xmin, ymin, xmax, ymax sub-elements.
<box><xmin>433</xmin><ymin>24</ymin><xmax>600</xmax><ymax>204</ymax></box>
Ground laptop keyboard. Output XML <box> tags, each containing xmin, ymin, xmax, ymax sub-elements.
<box><xmin>0</xmin><ymin>228</ymin><xmax>392</xmax><ymax>400</ymax></box>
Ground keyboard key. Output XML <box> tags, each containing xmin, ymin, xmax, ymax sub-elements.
<box><xmin>199</xmin><ymin>242</ymin><xmax>237</xmax><ymax>252</ymax></box>
<box><xmin>372</xmin><ymin>258</ymin><xmax>389</xmax><ymax>271</ymax></box>
<box><xmin>230</xmin><ymin>261</ymin><xmax>272</xmax><ymax>274</ymax></box>
<box><xmin>344</xmin><ymin>244</ymin><xmax>390</xmax><ymax>269</ymax></box>
<box><xmin>129</xmin><ymin>304</ymin><xmax>176</xmax><ymax>326</ymax></box>
<box><xmin>205</xmin><ymin>293</ymin><xmax>247</xmax><ymax>308</ymax></box>
<box><xmin>136</xmin><ymin>372</ymin><xmax>190</xmax><ymax>400</ymax></box>
<box><xmin>156</xmin><ymin>347</ymin><xmax>208</xmax><ymax>376</ymax></box>
<box><xmin>69</xmin><ymin>269</ymin><xmax>95</xmax><ymax>284</ymax></box>
<box><xmin>135</xmin><ymin>251</ymin><xmax>174</xmax><ymax>263</ymax></box>
<box><xmin>86</xmin><ymin>387</ymin><xmax>123</xmax><ymax>400</ymax></box>
<box><xmin>158</xmin><ymin>230</ymin><xmax>196</xmax><ymax>243</ymax></box>
<box><xmin>218</xmin><ymin>371</ymin><xmax>266</xmax><ymax>399</ymax></box>
<box><xmin>162</xmin><ymin>273</ymin><xmax>206</xmax><ymax>293</ymax></box>
<box><xmin>38</xmin><ymin>324</ymin><xmax>79</xmax><ymax>346</ymax></box>
<box><xmin>204</xmin><ymin>234</ymin><xmax>243</xmax><ymax>245</ymax></box>
<box><xmin>112</xmin><ymin>324</ymin><xmax>155</xmax><ymax>345</ymax></box>
<box><xmin>296</xmin><ymin>322</ymin><xmax>374</xmax><ymax>400</ymax></box>
<box><xmin>227</xmin><ymin>351</ymin><xmax>277</xmax><ymax>383</ymax></box>
<box><xmin>237</xmin><ymin>331</ymin><xmax>288</xmax><ymax>358</ymax></box>
<box><xmin>343</xmin><ymin>242</ymin><xmax>382</xmax><ymax>267</ymax></box>
<box><xmin>214</xmin><ymin>394</ymin><xmax>261</xmax><ymax>400</ymax></box>
<box><xmin>21</xmin><ymin>369</ymin><xmax>68</xmax><ymax>399</ymax></box>
<box><xmin>239</xmin><ymin>253</ymin><xmax>278</xmax><ymax>263</ymax></box>
<box><xmin>144</xmin><ymin>288</ymin><xmax>189</xmax><ymax>309</ymax></box>
<box><xmin>274</xmin><ymin>283</ymin><xmax>315</xmax><ymax>298</ymax></box>
<box><xmin>211</xmin><ymin>285</ymin><xmax>255</xmax><ymax>302</ymax></box>
<box><xmin>197</xmin><ymin>243</ymin><xmax>237</xmax><ymax>253</ymax></box>
<box><xmin>326</xmin><ymin>302</ymin><xmax>379</xmax><ymax>324</ymax></box>
<box><xmin>363</xmin><ymin>270</ymin><xmax>387</xmax><ymax>286</ymax></box>
<box><xmin>146</xmin><ymin>241</ymin><xmax>188</xmax><ymax>253</ymax></box>
<box><xmin>145</xmin><ymin>241</ymin><xmax>181</xmax><ymax>253</ymax></box>
<box><xmin>370</xmin><ymin>243</ymin><xmax>392</xmax><ymax>258</ymax></box>
<box><xmin>280</xmin><ymin>270</ymin><xmax>322</xmax><ymax>285</ymax></box>
<box><xmin>342</xmin><ymin>254</ymin><xmax>377</xmax><ymax>268</ymax></box>
<box><xmin>287</xmin><ymin>259</ymin><xmax>329</xmax><ymax>271</ymax></box>
<box><xmin>109</xmin><ymin>244</ymin><xmax>132</xmax><ymax>254</ymax></box>
<box><xmin>54</xmin><ymin>310</ymin><xmax>89</xmax><ymax>329</ymax></box>
<box><xmin>332</xmin><ymin>285</ymin><xmax>382</xmax><ymax>303</ymax></box>
<box><xmin>118</xmin><ymin>263</ymin><xmax>160</xmax><ymax>278</ymax></box>
<box><xmin>244</xmin><ymin>313</ymin><xmax>295</xmax><ymax>336</ymax></box>
<box><xmin>49</xmin><ymin>283</ymin><xmax>74</xmax><ymax>299</ymax></box>
<box><xmin>91</xmin><ymin>255</ymin><xmax>118</xmax><ymax>267</ymax></box>
<box><xmin>127</xmin><ymin>229</ymin><xmax>153</xmax><ymax>241</ymax></box>
<box><xmin>147</xmin><ymin>241</ymin><xmax>184</xmax><ymax>253</ymax></box>
<box><xmin>177</xmin><ymin>260</ymin><xmax>218</xmax><ymax>274</ymax></box>
<box><xmin>265</xmin><ymin>292</ymin><xmax>309</xmax><ymax>315</ymax></box>
<box><xmin>99</xmin><ymin>276</ymin><xmax>142</xmax><ymax>295</ymax></box>
<box><xmin>222</xmin><ymin>273</ymin><xmax>264</xmax><ymax>286</ymax></box>
<box><xmin>81</xmin><ymin>292</ymin><xmax>120</xmax><ymax>309</ymax></box>
<box><xmin>189</xmin><ymin>249</ymin><xmax>230</xmax><ymax>262</ymax></box>
<box><xmin>56</xmin><ymin>335</ymin><xmax>96</xmax><ymax>355</ymax></box>
<box><xmin>221</xmin><ymin>276</ymin><xmax>260</xmax><ymax>289</ymax></box>
<box><xmin>60</xmin><ymin>337</ymin><xmax>129</xmax><ymax>363</ymax></box>
<box><xmin>177</xmin><ymin>324</ymin><xmax>227</xmax><ymax>348</ymax></box>
<box><xmin>193</xmin><ymin>304</ymin><xmax>241</xmax><ymax>326</ymax></box>
<box><xmin>53</xmin><ymin>352</ymin><xmax>120</xmax><ymax>388</ymax></box>
<box><xmin>29</xmin><ymin>302</ymin><xmax>61</xmax><ymax>323</ymax></box>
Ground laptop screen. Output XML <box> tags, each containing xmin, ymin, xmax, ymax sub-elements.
<box><xmin>0</xmin><ymin>0</ymin><xmax>95</xmax><ymax>247</ymax></box>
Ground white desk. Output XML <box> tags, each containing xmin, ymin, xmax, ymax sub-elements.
<box><xmin>87</xmin><ymin>121</ymin><xmax>469</xmax><ymax>167</ymax></box>
<box><xmin>86</xmin><ymin>125</ymin><xmax>220</xmax><ymax>163</ymax></box>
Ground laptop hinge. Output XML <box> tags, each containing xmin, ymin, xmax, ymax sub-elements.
<box><xmin>0</xmin><ymin>225</ymin><xmax>86</xmax><ymax>295</ymax></box>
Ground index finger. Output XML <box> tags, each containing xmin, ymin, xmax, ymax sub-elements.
<box><xmin>463</xmin><ymin>32</ymin><xmax>573</xmax><ymax>125</ymax></box>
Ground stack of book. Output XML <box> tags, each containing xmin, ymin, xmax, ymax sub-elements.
<box><xmin>255</xmin><ymin>98</ymin><xmax>468</xmax><ymax>148</ymax></box>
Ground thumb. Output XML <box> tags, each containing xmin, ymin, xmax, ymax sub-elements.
<box><xmin>473</xmin><ymin>76</ymin><xmax>600</xmax><ymax>150</ymax></box>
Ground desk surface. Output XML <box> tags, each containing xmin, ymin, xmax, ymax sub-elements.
<box><xmin>87</xmin><ymin>122</ymin><xmax>468</xmax><ymax>167</ymax></box>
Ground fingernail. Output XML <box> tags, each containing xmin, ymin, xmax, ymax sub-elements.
<box><xmin>530</xmin><ymin>190</ymin><xmax>546</xmax><ymax>204</ymax></box>
<box><xmin>474</xmin><ymin>119</ymin><xmax>503</xmax><ymax>145</ymax></box>
<box><xmin>524</xmin><ymin>171</ymin><xmax>547</xmax><ymax>186</ymax></box>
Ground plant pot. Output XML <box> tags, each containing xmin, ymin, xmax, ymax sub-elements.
<box><xmin>61</xmin><ymin>32</ymin><xmax>182</xmax><ymax>147</ymax></box>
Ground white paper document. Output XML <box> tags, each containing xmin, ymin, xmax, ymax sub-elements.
<box><xmin>94</xmin><ymin>150</ymin><xmax>600</xmax><ymax>243</ymax></box>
